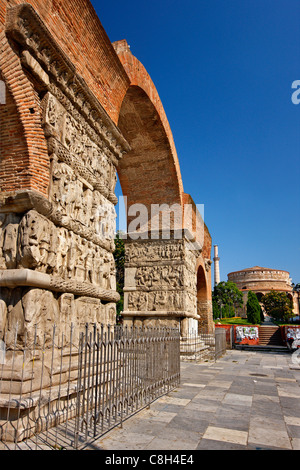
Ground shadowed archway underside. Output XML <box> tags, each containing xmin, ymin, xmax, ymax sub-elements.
<box><xmin>118</xmin><ymin>85</ymin><xmax>182</xmax><ymax>210</ymax></box>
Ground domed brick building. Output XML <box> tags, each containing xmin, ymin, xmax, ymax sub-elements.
<box><xmin>227</xmin><ymin>266</ymin><xmax>299</xmax><ymax>318</ymax></box>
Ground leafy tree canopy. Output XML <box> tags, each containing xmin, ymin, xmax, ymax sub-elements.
<box><xmin>114</xmin><ymin>231</ymin><xmax>125</xmax><ymax>319</ymax></box>
<box><xmin>262</xmin><ymin>291</ymin><xmax>294</xmax><ymax>322</ymax></box>
<box><xmin>212</xmin><ymin>281</ymin><xmax>243</xmax><ymax>319</ymax></box>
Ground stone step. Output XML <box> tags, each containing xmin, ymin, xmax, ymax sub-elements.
<box><xmin>259</xmin><ymin>326</ymin><xmax>285</xmax><ymax>346</ymax></box>
<box><xmin>235</xmin><ymin>344</ymin><xmax>288</xmax><ymax>353</ymax></box>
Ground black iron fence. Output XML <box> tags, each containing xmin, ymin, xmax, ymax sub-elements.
<box><xmin>180</xmin><ymin>327</ymin><xmax>227</xmax><ymax>362</ymax></box>
<box><xmin>0</xmin><ymin>323</ymin><xmax>180</xmax><ymax>450</ymax></box>
<box><xmin>214</xmin><ymin>328</ymin><xmax>227</xmax><ymax>360</ymax></box>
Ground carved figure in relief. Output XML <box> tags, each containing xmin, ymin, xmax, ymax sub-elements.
<box><xmin>88</xmin><ymin>146</ymin><xmax>99</xmax><ymax>170</ymax></box>
<box><xmin>66</xmin><ymin>232</ymin><xmax>78</xmax><ymax>278</ymax></box>
<box><xmin>74</xmin><ymin>238</ymin><xmax>87</xmax><ymax>281</ymax></box>
<box><xmin>47</xmin><ymin>229</ymin><xmax>58</xmax><ymax>273</ymax></box>
<box><xmin>59</xmin><ymin>293</ymin><xmax>76</xmax><ymax>339</ymax></box>
<box><xmin>2</xmin><ymin>218</ymin><xmax>19</xmax><ymax>269</ymax></box>
<box><xmin>173</xmin><ymin>292</ymin><xmax>183</xmax><ymax>310</ymax></box>
<box><xmin>153</xmin><ymin>291</ymin><xmax>168</xmax><ymax>310</ymax></box>
<box><xmin>161</xmin><ymin>266</ymin><xmax>171</xmax><ymax>286</ymax></box>
<box><xmin>102</xmin><ymin>252</ymin><xmax>115</xmax><ymax>289</ymax></box>
<box><xmin>127</xmin><ymin>291</ymin><xmax>147</xmax><ymax>311</ymax></box>
<box><xmin>82</xmin><ymin>189</ymin><xmax>93</xmax><ymax>227</ymax></box>
<box><xmin>185</xmin><ymin>269</ymin><xmax>196</xmax><ymax>289</ymax></box>
<box><xmin>55</xmin><ymin>228</ymin><xmax>69</xmax><ymax>277</ymax></box>
<box><xmin>102</xmin><ymin>202</ymin><xmax>116</xmax><ymax>240</ymax></box>
<box><xmin>136</xmin><ymin>267</ymin><xmax>151</xmax><ymax>288</ymax></box>
<box><xmin>22</xmin><ymin>289</ymin><xmax>59</xmax><ymax>347</ymax></box>
<box><xmin>64</xmin><ymin>113</ymin><xmax>77</xmax><ymax>151</ymax></box>
<box><xmin>137</xmin><ymin>292</ymin><xmax>148</xmax><ymax>311</ymax></box>
<box><xmin>46</xmin><ymin>93</ymin><xmax>65</xmax><ymax>137</ymax></box>
<box><xmin>85</xmin><ymin>242</ymin><xmax>94</xmax><ymax>283</ymax></box>
<box><xmin>18</xmin><ymin>211</ymin><xmax>43</xmax><ymax>269</ymax></box>
<box><xmin>92</xmin><ymin>246</ymin><xmax>104</xmax><ymax>286</ymax></box>
<box><xmin>126</xmin><ymin>244</ymin><xmax>142</xmax><ymax>263</ymax></box>
<box><xmin>52</xmin><ymin>162</ymin><xmax>73</xmax><ymax>209</ymax></box>
<box><xmin>68</xmin><ymin>177</ymin><xmax>83</xmax><ymax>215</ymax></box>
<box><xmin>147</xmin><ymin>293</ymin><xmax>154</xmax><ymax>311</ymax></box>
<box><xmin>91</xmin><ymin>194</ymin><xmax>105</xmax><ymax>236</ymax></box>
<box><xmin>108</xmin><ymin>306</ymin><xmax>116</xmax><ymax>324</ymax></box>
<box><xmin>98</xmin><ymin>153</ymin><xmax>109</xmax><ymax>184</ymax></box>
<box><xmin>38</xmin><ymin>218</ymin><xmax>52</xmax><ymax>272</ymax></box>
<box><xmin>127</xmin><ymin>292</ymin><xmax>135</xmax><ymax>310</ymax></box>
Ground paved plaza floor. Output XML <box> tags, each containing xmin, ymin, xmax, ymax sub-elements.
<box><xmin>89</xmin><ymin>349</ymin><xmax>300</xmax><ymax>451</ymax></box>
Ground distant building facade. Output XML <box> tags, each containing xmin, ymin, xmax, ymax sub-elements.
<box><xmin>227</xmin><ymin>266</ymin><xmax>299</xmax><ymax>318</ymax></box>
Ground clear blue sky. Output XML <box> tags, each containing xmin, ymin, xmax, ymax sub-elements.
<box><xmin>91</xmin><ymin>0</ymin><xmax>300</xmax><ymax>284</ymax></box>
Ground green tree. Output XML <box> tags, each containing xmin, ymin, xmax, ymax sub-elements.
<box><xmin>113</xmin><ymin>232</ymin><xmax>125</xmax><ymax>321</ymax></box>
<box><xmin>212</xmin><ymin>298</ymin><xmax>221</xmax><ymax>319</ymax></box>
<box><xmin>246</xmin><ymin>291</ymin><xmax>261</xmax><ymax>324</ymax></box>
<box><xmin>212</xmin><ymin>281</ymin><xmax>243</xmax><ymax>319</ymax></box>
<box><xmin>262</xmin><ymin>291</ymin><xmax>294</xmax><ymax>322</ymax></box>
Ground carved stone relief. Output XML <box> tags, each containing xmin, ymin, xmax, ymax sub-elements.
<box><xmin>125</xmin><ymin>240</ymin><xmax>184</xmax><ymax>264</ymax></box>
<box><xmin>0</xmin><ymin>286</ymin><xmax>118</xmax><ymax>348</ymax></box>
<box><xmin>0</xmin><ymin>214</ymin><xmax>21</xmax><ymax>270</ymax></box>
<box><xmin>0</xmin><ymin>210</ymin><xmax>117</xmax><ymax>293</ymax></box>
<box><xmin>0</xmin><ymin>77</ymin><xmax>121</xmax><ymax>335</ymax></box>
<box><xmin>43</xmin><ymin>92</ymin><xmax>118</xmax><ymax>206</ymax></box>
<box><xmin>135</xmin><ymin>265</ymin><xmax>184</xmax><ymax>290</ymax></box>
<box><xmin>127</xmin><ymin>290</ymin><xmax>184</xmax><ymax>312</ymax></box>
<box><xmin>123</xmin><ymin>238</ymin><xmax>200</xmax><ymax>319</ymax></box>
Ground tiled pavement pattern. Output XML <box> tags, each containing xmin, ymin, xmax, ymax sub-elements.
<box><xmin>90</xmin><ymin>349</ymin><xmax>300</xmax><ymax>450</ymax></box>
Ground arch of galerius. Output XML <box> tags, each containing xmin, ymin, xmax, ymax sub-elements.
<box><xmin>0</xmin><ymin>2</ymin><xmax>214</xmax><ymax>436</ymax></box>
<box><xmin>0</xmin><ymin>1</ymin><xmax>214</xmax><ymax>342</ymax></box>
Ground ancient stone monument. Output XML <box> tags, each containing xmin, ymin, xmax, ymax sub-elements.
<box><xmin>228</xmin><ymin>266</ymin><xmax>300</xmax><ymax>317</ymax></box>
<box><xmin>0</xmin><ymin>1</ymin><xmax>214</xmax><ymax>340</ymax></box>
<box><xmin>0</xmin><ymin>1</ymin><xmax>214</xmax><ymax>440</ymax></box>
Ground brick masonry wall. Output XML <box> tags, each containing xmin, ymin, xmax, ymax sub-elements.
<box><xmin>0</xmin><ymin>70</ymin><xmax>29</xmax><ymax>192</ymax></box>
<box><xmin>0</xmin><ymin>0</ymin><xmax>130</xmax><ymax>125</ymax></box>
<box><xmin>0</xmin><ymin>30</ymin><xmax>50</xmax><ymax>195</ymax></box>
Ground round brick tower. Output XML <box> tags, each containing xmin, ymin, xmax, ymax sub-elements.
<box><xmin>227</xmin><ymin>266</ymin><xmax>299</xmax><ymax>318</ymax></box>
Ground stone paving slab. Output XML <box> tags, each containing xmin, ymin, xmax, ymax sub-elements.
<box><xmin>89</xmin><ymin>349</ymin><xmax>300</xmax><ymax>451</ymax></box>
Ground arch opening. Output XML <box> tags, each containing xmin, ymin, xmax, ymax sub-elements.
<box><xmin>197</xmin><ymin>264</ymin><xmax>211</xmax><ymax>331</ymax></box>
<box><xmin>256</xmin><ymin>292</ymin><xmax>264</xmax><ymax>302</ymax></box>
<box><xmin>117</xmin><ymin>85</ymin><xmax>183</xmax><ymax>235</ymax></box>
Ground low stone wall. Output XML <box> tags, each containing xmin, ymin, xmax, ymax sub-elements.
<box><xmin>215</xmin><ymin>324</ymin><xmax>260</xmax><ymax>346</ymax></box>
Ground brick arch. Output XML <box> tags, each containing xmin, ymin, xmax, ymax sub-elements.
<box><xmin>0</xmin><ymin>31</ymin><xmax>50</xmax><ymax>196</ymax></box>
<box><xmin>114</xmin><ymin>40</ymin><xmax>184</xmax><ymax>227</ymax></box>
<box><xmin>196</xmin><ymin>259</ymin><xmax>214</xmax><ymax>333</ymax></box>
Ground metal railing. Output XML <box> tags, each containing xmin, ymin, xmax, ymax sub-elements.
<box><xmin>0</xmin><ymin>323</ymin><xmax>180</xmax><ymax>450</ymax></box>
<box><xmin>214</xmin><ymin>328</ymin><xmax>227</xmax><ymax>360</ymax></box>
<box><xmin>180</xmin><ymin>327</ymin><xmax>227</xmax><ymax>362</ymax></box>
